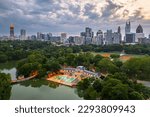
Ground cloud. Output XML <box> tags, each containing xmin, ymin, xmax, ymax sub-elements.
<box><xmin>0</xmin><ymin>0</ymin><xmax>149</xmax><ymax>36</ymax></box>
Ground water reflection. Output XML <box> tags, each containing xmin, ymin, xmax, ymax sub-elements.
<box><xmin>0</xmin><ymin>61</ymin><xmax>17</xmax><ymax>80</ymax></box>
<box><xmin>19</xmin><ymin>79</ymin><xmax>59</xmax><ymax>88</ymax></box>
<box><xmin>0</xmin><ymin>85</ymin><xmax>12</xmax><ymax>100</ymax></box>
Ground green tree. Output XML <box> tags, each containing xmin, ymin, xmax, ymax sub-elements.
<box><xmin>129</xmin><ymin>91</ymin><xmax>144</xmax><ymax>100</ymax></box>
<box><xmin>92</xmin><ymin>79</ymin><xmax>103</xmax><ymax>92</ymax></box>
<box><xmin>97</xmin><ymin>58</ymin><xmax>118</xmax><ymax>74</ymax></box>
<box><xmin>101</xmin><ymin>78</ymin><xmax>129</xmax><ymax>100</ymax></box>
<box><xmin>110</xmin><ymin>54</ymin><xmax>120</xmax><ymax>59</ymax></box>
<box><xmin>0</xmin><ymin>72</ymin><xmax>11</xmax><ymax>100</ymax></box>
<box><xmin>83</xmin><ymin>87</ymin><xmax>98</xmax><ymax>100</ymax></box>
<box><xmin>0</xmin><ymin>53</ymin><xmax>8</xmax><ymax>63</ymax></box>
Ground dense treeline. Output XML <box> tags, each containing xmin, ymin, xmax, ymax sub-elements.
<box><xmin>0</xmin><ymin>40</ymin><xmax>150</xmax><ymax>63</ymax></box>
<box><xmin>0</xmin><ymin>40</ymin><xmax>50</xmax><ymax>63</ymax></box>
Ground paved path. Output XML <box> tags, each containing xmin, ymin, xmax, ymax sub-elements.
<box><xmin>11</xmin><ymin>74</ymin><xmax>37</xmax><ymax>84</ymax></box>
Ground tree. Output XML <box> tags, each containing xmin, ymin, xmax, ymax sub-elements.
<box><xmin>122</xmin><ymin>57</ymin><xmax>150</xmax><ymax>80</ymax></box>
<box><xmin>101</xmin><ymin>78</ymin><xmax>129</xmax><ymax>100</ymax></box>
<box><xmin>83</xmin><ymin>87</ymin><xmax>98</xmax><ymax>100</ymax></box>
<box><xmin>97</xmin><ymin>58</ymin><xmax>118</xmax><ymax>74</ymax></box>
<box><xmin>77</xmin><ymin>78</ymin><xmax>91</xmax><ymax>91</ymax></box>
<box><xmin>44</xmin><ymin>60</ymin><xmax>61</xmax><ymax>73</ymax></box>
<box><xmin>108</xmin><ymin>72</ymin><xmax>129</xmax><ymax>84</ymax></box>
<box><xmin>0</xmin><ymin>53</ymin><xmax>8</xmax><ymax>63</ymax></box>
<box><xmin>129</xmin><ymin>91</ymin><xmax>144</xmax><ymax>100</ymax></box>
<box><xmin>0</xmin><ymin>72</ymin><xmax>11</xmax><ymax>100</ymax></box>
<box><xmin>92</xmin><ymin>79</ymin><xmax>103</xmax><ymax>92</ymax></box>
<box><xmin>110</xmin><ymin>54</ymin><xmax>120</xmax><ymax>59</ymax></box>
<box><xmin>113</xmin><ymin>60</ymin><xmax>123</xmax><ymax>68</ymax></box>
<box><xmin>93</xmin><ymin>55</ymin><xmax>103</xmax><ymax>65</ymax></box>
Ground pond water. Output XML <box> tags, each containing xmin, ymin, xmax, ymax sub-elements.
<box><xmin>0</xmin><ymin>62</ymin><xmax>82</xmax><ymax>100</ymax></box>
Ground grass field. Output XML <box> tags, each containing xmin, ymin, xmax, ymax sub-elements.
<box><xmin>91</xmin><ymin>52</ymin><xmax>147</xmax><ymax>62</ymax></box>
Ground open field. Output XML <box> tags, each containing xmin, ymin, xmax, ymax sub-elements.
<box><xmin>92</xmin><ymin>52</ymin><xmax>147</xmax><ymax>62</ymax></box>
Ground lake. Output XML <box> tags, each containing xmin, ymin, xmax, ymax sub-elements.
<box><xmin>0</xmin><ymin>62</ymin><xmax>82</xmax><ymax>100</ymax></box>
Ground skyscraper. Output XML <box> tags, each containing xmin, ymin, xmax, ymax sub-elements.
<box><xmin>37</xmin><ymin>32</ymin><xmax>42</xmax><ymax>40</ymax></box>
<box><xmin>20</xmin><ymin>29</ymin><xmax>26</xmax><ymax>40</ymax></box>
<box><xmin>105</xmin><ymin>30</ymin><xmax>113</xmax><ymax>45</ymax></box>
<box><xmin>118</xmin><ymin>26</ymin><xmax>121</xmax><ymax>34</ymax></box>
<box><xmin>10</xmin><ymin>24</ymin><xmax>14</xmax><ymax>37</ymax></box>
<box><xmin>125</xmin><ymin>21</ymin><xmax>131</xmax><ymax>34</ymax></box>
<box><xmin>125</xmin><ymin>21</ymin><xmax>134</xmax><ymax>43</ymax></box>
<box><xmin>61</xmin><ymin>33</ymin><xmax>67</xmax><ymax>44</ymax></box>
<box><xmin>135</xmin><ymin>24</ymin><xmax>145</xmax><ymax>43</ymax></box>
<box><xmin>136</xmin><ymin>24</ymin><xmax>143</xmax><ymax>33</ymax></box>
<box><xmin>84</xmin><ymin>27</ymin><xmax>94</xmax><ymax>45</ymax></box>
<box><xmin>95</xmin><ymin>30</ymin><xmax>103</xmax><ymax>45</ymax></box>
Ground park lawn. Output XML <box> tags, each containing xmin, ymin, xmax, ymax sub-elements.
<box><xmin>91</xmin><ymin>52</ymin><xmax>147</xmax><ymax>62</ymax></box>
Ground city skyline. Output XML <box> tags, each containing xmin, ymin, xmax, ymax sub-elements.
<box><xmin>0</xmin><ymin>0</ymin><xmax>150</xmax><ymax>36</ymax></box>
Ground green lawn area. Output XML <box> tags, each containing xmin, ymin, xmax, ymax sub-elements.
<box><xmin>91</xmin><ymin>52</ymin><xmax>148</xmax><ymax>62</ymax></box>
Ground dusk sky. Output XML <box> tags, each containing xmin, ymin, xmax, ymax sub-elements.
<box><xmin>0</xmin><ymin>0</ymin><xmax>150</xmax><ymax>37</ymax></box>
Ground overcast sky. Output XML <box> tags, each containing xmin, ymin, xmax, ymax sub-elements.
<box><xmin>0</xmin><ymin>0</ymin><xmax>150</xmax><ymax>37</ymax></box>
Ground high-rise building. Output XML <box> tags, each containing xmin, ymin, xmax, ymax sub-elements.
<box><xmin>94</xmin><ymin>30</ymin><xmax>103</xmax><ymax>45</ymax></box>
<box><xmin>125</xmin><ymin>21</ymin><xmax>131</xmax><ymax>34</ymax></box>
<box><xmin>37</xmin><ymin>32</ymin><xmax>41</xmax><ymax>40</ymax></box>
<box><xmin>118</xmin><ymin>26</ymin><xmax>121</xmax><ymax>34</ymax></box>
<box><xmin>20</xmin><ymin>29</ymin><xmax>26</xmax><ymax>40</ymax></box>
<box><xmin>47</xmin><ymin>33</ymin><xmax>52</xmax><ymax>40</ymax></box>
<box><xmin>125</xmin><ymin>33</ymin><xmax>135</xmax><ymax>43</ymax></box>
<box><xmin>10</xmin><ymin>24</ymin><xmax>14</xmax><ymax>38</ymax></box>
<box><xmin>113</xmin><ymin>32</ymin><xmax>121</xmax><ymax>44</ymax></box>
<box><xmin>74</xmin><ymin>36</ymin><xmax>84</xmax><ymax>45</ymax></box>
<box><xmin>135</xmin><ymin>24</ymin><xmax>145</xmax><ymax>43</ymax></box>
<box><xmin>83</xmin><ymin>27</ymin><xmax>94</xmax><ymax>45</ymax></box>
<box><xmin>61</xmin><ymin>33</ymin><xmax>67</xmax><ymax>44</ymax></box>
<box><xmin>31</xmin><ymin>35</ymin><xmax>36</xmax><ymax>40</ymax></box>
<box><xmin>136</xmin><ymin>24</ymin><xmax>143</xmax><ymax>33</ymax></box>
<box><xmin>104</xmin><ymin>30</ymin><xmax>113</xmax><ymax>45</ymax></box>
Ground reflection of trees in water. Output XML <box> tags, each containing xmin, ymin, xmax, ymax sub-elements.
<box><xmin>19</xmin><ymin>79</ymin><xmax>59</xmax><ymax>88</ymax></box>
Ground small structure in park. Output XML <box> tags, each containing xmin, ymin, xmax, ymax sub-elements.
<box><xmin>47</xmin><ymin>66</ymin><xmax>101</xmax><ymax>87</ymax></box>
<box><xmin>62</xmin><ymin>66</ymin><xmax>100</xmax><ymax>78</ymax></box>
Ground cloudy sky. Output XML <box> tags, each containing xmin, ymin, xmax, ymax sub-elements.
<box><xmin>0</xmin><ymin>0</ymin><xmax>150</xmax><ymax>37</ymax></box>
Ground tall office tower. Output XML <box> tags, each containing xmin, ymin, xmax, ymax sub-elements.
<box><xmin>31</xmin><ymin>35</ymin><xmax>36</xmax><ymax>40</ymax></box>
<box><xmin>80</xmin><ymin>32</ymin><xmax>86</xmax><ymax>44</ymax></box>
<box><xmin>84</xmin><ymin>27</ymin><xmax>94</xmax><ymax>45</ymax></box>
<box><xmin>114</xmin><ymin>26</ymin><xmax>122</xmax><ymax>44</ymax></box>
<box><xmin>20</xmin><ymin>29</ymin><xmax>26</xmax><ymax>40</ymax></box>
<box><xmin>118</xmin><ymin>26</ymin><xmax>121</xmax><ymax>33</ymax></box>
<box><xmin>47</xmin><ymin>33</ymin><xmax>52</xmax><ymax>40</ymax></box>
<box><xmin>37</xmin><ymin>32</ymin><xmax>42</xmax><ymax>40</ymax></box>
<box><xmin>125</xmin><ymin>21</ymin><xmax>131</xmax><ymax>34</ymax></box>
<box><xmin>105</xmin><ymin>30</ymin><xmax>113</xmax><ymax>45</ymax></box>
<box><xmin>74</xmin><ymin>36</ymin><xmax>84</xmax><ymax>45</ymax></box>
<box><xmin>113</xmin><ymin>32</ymin><xmax>122</xmax><ymax>44</ymax></box>
<box><xmin>10</xmin><ymin>24</ymin><xmax>14</xmax><ymax>38</ymax></box>
<box><xmin>135</xmin><ymin>24</ymin><xmax>145</xmax><ymax>43</ymax></box>
<box><xmin>61</xmin><ymin>33</ymin><xmax>67</xmax><ymax>44</ymax></box>
<box><xmin>95</xmin><ymin>30</ymin><xmax>103</xmax><ymax>45</ymax></box>
<box><xmin>126</xmin><ymin>33</ymin><xmax>135</xmax><ymax>43</ymax></box>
